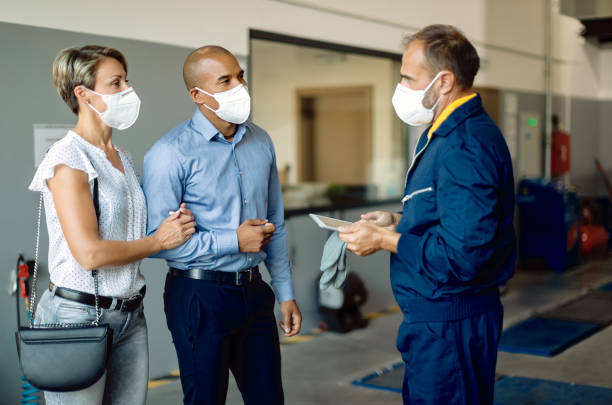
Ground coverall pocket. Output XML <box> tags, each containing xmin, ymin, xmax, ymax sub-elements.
<box><xmin>402</xmin><ymin>186</ymin><xmax>437</xmax><ymax>226</ymax></box>
<box><xmin>424</xmin><ymin>321</ymin><xmax>453</xmax><ymax>343</ymax></box>
<box><xmin>401</xmin><ymin>186</ymin><xmax>434</xmax><ymax>204</ymax></box>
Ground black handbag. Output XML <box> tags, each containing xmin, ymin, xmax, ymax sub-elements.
<box><xmin>15</xmin><ymin>179</ymin><xmax>113</xmax><ymax>392</ymax></box>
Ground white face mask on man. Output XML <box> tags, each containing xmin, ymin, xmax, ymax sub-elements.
<box><xmin>391</xmin><ymin>71</ymin><xmax>444</xmax><ymax>126</ymax></box>
<box><xmin>85</xmin><ymin>87</ymin><xmax>141</xmax><ymax>130</ymax></box>
<box><xmin>195</xmin><ymin>84</ymin><xmax>251</xmax><ymax>124</ymax></box>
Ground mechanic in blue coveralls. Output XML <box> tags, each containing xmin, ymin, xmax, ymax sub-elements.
<box><xmin>338</xmin><ymin>24</ymin><xmax>516</xmax><ymax>405</ymax></box>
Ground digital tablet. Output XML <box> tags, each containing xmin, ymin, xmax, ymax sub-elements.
<box><xmin>309</xmin><ymin>213</ymin><xmax>352</xmax><ymax>231</ymax></box>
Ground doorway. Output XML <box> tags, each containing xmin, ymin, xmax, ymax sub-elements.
<box><xmin>297</xmin><ymin>86</ymin><xmax>372</xmax><ymax>184</ymax></box>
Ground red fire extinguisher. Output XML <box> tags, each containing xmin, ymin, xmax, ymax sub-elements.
<box><xmin>16</xmin><ymin>254</ymin><xmax>42</xmax><ymax>403</ymax></box>
<box><xmin>551</xmin><ymin>130</ymin><xmax>571</xmax><ymax>177</ymax></box>
<box><xmin>16</xmin><ymin>254</ymin><xmax>34</xmax><ymax>313</ymax></box>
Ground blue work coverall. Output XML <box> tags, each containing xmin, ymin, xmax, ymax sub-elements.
<box><xmin>392</xmin><ymin>94</ymin><xmax>516</xmax><ymax>404</ymax></box>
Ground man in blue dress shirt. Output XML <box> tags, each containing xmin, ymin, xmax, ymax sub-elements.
<box><xmin>142</xmin><ymin>45</ymin><xmax>301</xmax><ymax>405</ymax></box>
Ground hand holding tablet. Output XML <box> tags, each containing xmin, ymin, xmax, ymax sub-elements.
<box><xmin>309</xmin><ymin>213</ymin><xmax>352</xmax><ymax>231</ymax></box>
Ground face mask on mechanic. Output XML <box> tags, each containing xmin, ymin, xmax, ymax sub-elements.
<box><xmin>391</xmin><ymin>71</ymin><xmax>444</xmax><ymax>126</ymax></box>
<box><xmin>195</xmin><ymin>84</ymin><xmax>251</xmax><ymax>124</ymax></box>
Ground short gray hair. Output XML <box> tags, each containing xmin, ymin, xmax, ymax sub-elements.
<box><xmin>52</xmin><ymin>45</ymin><xmax>128</xmax><ymax>114</ymax></box>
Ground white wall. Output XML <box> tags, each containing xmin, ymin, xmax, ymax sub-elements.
<box><xmin>2</xmin><ymin>0</ymin><xmax>611</xmax><ymax>100</ymax></box>
<box><xmin>553</xmin><ymin>14</ymin><xmax>603</xmax><ymax>99</ymax></box>
<box><xmin>599</xmin><ymin>47</ymin><xmax>612</xmax><ymax>100</ymax></box>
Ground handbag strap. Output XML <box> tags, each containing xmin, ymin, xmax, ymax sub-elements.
<box><xmin>28</xmin><ymin>178</ymin><xmax>102</xmax><ymax>327</ymax></box>
<box><xmin>27</xmin><ymin>192</ymin><xmax>44</xmax><ymax>327</ymax></box>
<box><xmin>91</xmin><ymin>178</ymin><xmax>101</xmax><ymax>325</ymax></box>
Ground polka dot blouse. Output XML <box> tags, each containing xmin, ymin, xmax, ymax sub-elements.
<box><xmin>29</xmin><ymin>131</ymin><xmax>146</xmax><ymax>298</ymax></box>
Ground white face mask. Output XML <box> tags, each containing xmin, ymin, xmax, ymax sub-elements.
<box><xmin>392</xmin><ymin>71</ymin><xmax>443</xmax><ymax>126</ymax></box>
<box><xmin>86</xmin><ymin>87</ymin><xmax>141</xmax><ymax>130</ymax></box>
<box><xmin>195</xmin><ymin>84</ymin><xmax>251</xmax><ymax>124</ymax></box>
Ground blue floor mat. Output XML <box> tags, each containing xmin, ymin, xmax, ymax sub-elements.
<box><xmin>354</xmin><ymin>368</ymin><xmax>612</xmax><ymax>404</ymax></box>
<box><xmin>352</xmin><ymin>362</ymin><xmax>403</xmax><ymax>393</ymax></box>
<box><xmin>600</xmin><ymin>282</ymin><xmax>612</xmax><ymax>291</ymax></box>
<box><xmin>353</xmin><ymin>362</ymin><xmax>504</xmax><ymax>394</ymax></box>
<box><xmin>498</xmin><ymin>317</ymin><xmax>600</xmax><ymax>356</ymax></box>
<box><xmin>494</xmin><ymin>376</ymin><xmax>612</xmax><ymax>405</ymax></box>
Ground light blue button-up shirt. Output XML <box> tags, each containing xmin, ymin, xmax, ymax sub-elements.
<box><xmin>141</xmin><ymin>109</ymin><xmax>294</xmax><ymax>303</ymax></box>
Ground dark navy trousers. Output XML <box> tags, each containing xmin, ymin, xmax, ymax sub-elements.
<box><xmin>397</xmin><ymin>306</ymin><xmax>503</xmax><ymax>405</ymax></box>
<box><xmin>163</xmin><ymin>272</ymin><xmax>284</xmax><ymax>405</ymax></box>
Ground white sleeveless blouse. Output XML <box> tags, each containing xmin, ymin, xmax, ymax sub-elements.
<box><xmin>29</xmin><ymin>131</ymin><xmax>146</xmax><ymax>298</ymax></box>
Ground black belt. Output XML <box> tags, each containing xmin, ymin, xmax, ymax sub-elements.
<box><xmin>49</xmin><ymin>282</ymin><xmax>146</xmax><ymax>312</ymax></box>
<box><xmin>169</xmin><ymin>266</ymin><xmax>260</xmax><ymax>286</ymax></box>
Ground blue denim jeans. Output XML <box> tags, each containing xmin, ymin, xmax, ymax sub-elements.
<box><xmin>35</xmin><ymin>289</ymin><xmax>149</xmax><ymax>405</ymax></box>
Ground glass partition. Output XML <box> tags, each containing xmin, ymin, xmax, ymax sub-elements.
<box><xmin>250</xmin><ymin>32</ymin><xmax>406</xmax><ymax>206</ymax></box>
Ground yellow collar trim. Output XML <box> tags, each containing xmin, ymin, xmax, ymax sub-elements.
<box><xmin>427</xmin><ymin>93</ymin><xmax>477</xmax><ymax>139</ymax></box>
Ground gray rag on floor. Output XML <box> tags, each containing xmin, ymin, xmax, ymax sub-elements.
<box><xmin>319</xmin><ymin>232</ymin><xmax>349</xmax><ymax>290</ymax></box>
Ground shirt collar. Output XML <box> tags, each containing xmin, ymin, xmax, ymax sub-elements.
<box><xmin>189</xmin><ymin>108</ymin><xmax>247</xmax><ymax>143</ymax></box>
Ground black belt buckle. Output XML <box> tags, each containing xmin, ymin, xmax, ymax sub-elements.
<box><xmin>235</xmin><ymin>268</ymin><xmax>253</xmax><ymax>286</ymax></box>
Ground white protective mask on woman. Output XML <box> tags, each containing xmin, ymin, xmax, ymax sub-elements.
<box><xmin>195</xmin><ymin>84</ymin><xmax>251</xmax><ymax>124</ymax></box>
<box><xmin>391</xmin><ymin>71</ymin><xmax>444</xmax><ymax>126</ymax></box>
<box><xmin>86</xmin><ymin>87</ymin><xmax>141</xmax><ymax>130</ymax></box>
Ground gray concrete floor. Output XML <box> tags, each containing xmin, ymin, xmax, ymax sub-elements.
<box><xmin>147</xmin><ymin>257</ymin><xmax>612</xmax><ymax>404</ymax></box>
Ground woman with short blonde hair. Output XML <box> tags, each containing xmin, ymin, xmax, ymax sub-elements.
<box><xmin>29</xmin><ymin>45</ymin><xmax>196</xmax><ymax>404</ymax></box>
